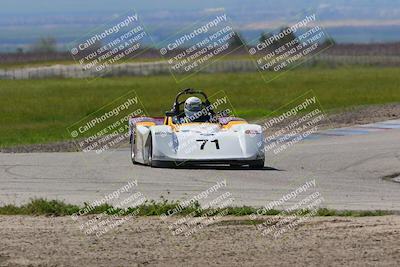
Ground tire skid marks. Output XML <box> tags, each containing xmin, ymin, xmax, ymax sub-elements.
<box><xmin>265</xmin><ymin>119</ymin><xmax>400</xmax><ymax>144</ymax></box>
<box><xmin>310</xmin><ymin>119</ymin><xmax>400</xmax><ymax>139</ymax></box>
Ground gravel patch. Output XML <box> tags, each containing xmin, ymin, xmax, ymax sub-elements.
<box><xmin>0</xmin><ymin>215</ymin><xmax>399</xmax><ymax>266</ymax></box>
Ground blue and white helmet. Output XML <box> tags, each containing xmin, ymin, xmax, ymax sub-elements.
<box><xmin>184</xmin><ymin>97</ymin><xmax>202</xmax><ymax>118</ymax></box>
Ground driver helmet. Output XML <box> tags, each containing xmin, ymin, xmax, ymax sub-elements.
<box><xmin>184</xmin><ymin>97</ymin><xmax>202</xmax><ymax>119</ymax></box>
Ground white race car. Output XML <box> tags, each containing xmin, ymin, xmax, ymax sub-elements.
<box><xmin>129</xmin><ymin>88</ymin><xmax>265</xmax><ymax>168</ymax></box>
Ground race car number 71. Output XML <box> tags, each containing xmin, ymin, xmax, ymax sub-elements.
<box><xmin>196</xmin><ymin>139</ymin><xmax>220</xmax><ymax>150</ymax></box>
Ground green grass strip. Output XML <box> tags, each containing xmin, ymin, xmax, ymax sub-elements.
<box><xmin>0</xmin><ymin>198</ymin><xmax>392</xmax><ymax>217</ymax></box>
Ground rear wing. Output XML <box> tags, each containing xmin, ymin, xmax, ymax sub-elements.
<box><xmin>129</xmin><ymin>116</ymin><xmax>245</xmax><ymax>128</ymax></box>
<box><xmin>218</xmin><ymin>117</ymin><xmax>246</xmax><ymax>125</ymax></box>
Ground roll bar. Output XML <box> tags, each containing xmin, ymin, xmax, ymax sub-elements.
<box><xmin>166</xmin><ymin>88</ymin><xmax>214</xmax><ymax>116</ymax></box>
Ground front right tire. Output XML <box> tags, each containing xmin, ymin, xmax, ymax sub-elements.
<box><xmin>249</xmin><ymin>159</ymin><xmax>265</xmax><ymax>169</ymax></box>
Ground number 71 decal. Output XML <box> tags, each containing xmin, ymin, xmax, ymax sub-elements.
<box><xmin>196</xmin><ymin>139</ymin><xmax>220</xmax><ymax>150</ymax></box>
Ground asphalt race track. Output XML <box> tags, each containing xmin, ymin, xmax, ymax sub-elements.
<box><xmin>1</xmin><ymin>120</ymin><xmax>399</xmax><ymax>210</ymax></box>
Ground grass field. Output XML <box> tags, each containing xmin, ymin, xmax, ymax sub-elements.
<box><xmin>1</xmin><ymin>66</ymin><xmax>400</xmax><ymax>147</ymax></box>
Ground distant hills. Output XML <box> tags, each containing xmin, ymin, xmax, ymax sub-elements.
<box><xmin>0</xmin><ymin>0</ymin><xmax>399</xmax><ymax>52</ymax></box>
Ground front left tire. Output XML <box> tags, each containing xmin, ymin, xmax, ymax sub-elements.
<box><xmin>147</xmin><ymin>134</ymin><xmax>153</xmax><ymax>166</ymax></box>
<box><xmin>130</xmin><ymin>133</ymin><xmax>136</xmax><ymax>164</ymax></box>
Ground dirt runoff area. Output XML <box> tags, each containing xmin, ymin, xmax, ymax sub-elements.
<box><xmin>0</xmin><ymin>216</ymin><xmax>399</xmax><ymax>267</ymax></box>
